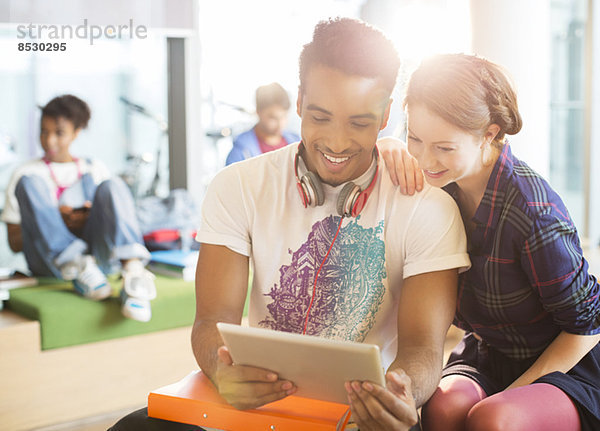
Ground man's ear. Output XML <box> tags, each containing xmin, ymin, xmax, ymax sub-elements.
<box><xmin>296</xmin><ymin>88</ymin><xmax>303</xmax><ymax>118</ymax></box>
<box><xmin>379</xmin><ymin>99</ymin><xmax>393</xmax><ymax>131</ymax></box>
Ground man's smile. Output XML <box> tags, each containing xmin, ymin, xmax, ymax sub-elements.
<box><xmin>322</xmin><ymin>152</ymin><xmax>353</xmax><ymax>164</ymax></box>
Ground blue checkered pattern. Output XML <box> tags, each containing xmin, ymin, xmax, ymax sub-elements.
<box><xmin>444</xmin><ymin>144</ymin><xmax>600</xmax><ymax>360</ymax></box>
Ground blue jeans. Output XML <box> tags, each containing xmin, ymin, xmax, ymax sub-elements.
<box><xmin>15</xmin><ymin>174</ymin><xmax>150</xmax><ymax>277</ymax></box>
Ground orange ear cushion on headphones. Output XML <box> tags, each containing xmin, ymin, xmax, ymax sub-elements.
<box><xmin>302</xmin><ymin>171</ymin><xmax>325</xmax><ymax>207</ymax></box>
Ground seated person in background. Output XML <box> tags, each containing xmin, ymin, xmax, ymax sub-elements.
<box><xmin>225</xmin><ymin>82</ymin><xmax>299</xmax><ymax>165</ymax></box>
<box><xmin>1</xmin><ymin>94</ymin><xmax>157</xmax><ymax>322</ymax></box>
<box><xmin>110</xmin><ymin>17</ymin><xmax>470</xmax><ymax>431</ymax></box>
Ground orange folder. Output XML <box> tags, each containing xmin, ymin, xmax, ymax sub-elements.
<box><xmin>148</xmin><ymin>370</ymin><xmax>352</xmax><ymax>431</ymax></box>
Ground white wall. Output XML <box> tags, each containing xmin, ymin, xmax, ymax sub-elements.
<box><xmin>470</xmin><ymin>0</ymin><xmax>551</xmax><ymax>178</ymax></box>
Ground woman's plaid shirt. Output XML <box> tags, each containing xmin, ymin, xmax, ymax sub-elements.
<box><xmin>444</xmin><ymin>144</ymin><xmax>600</xmax><ymax>360</ymax></box>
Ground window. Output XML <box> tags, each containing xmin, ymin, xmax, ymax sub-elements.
<box><xmin>0</xmin><ymin>29</ymin><xmax>169</xmax><ymax>205</ymax></box>
<box><xmin>549</xmin><ymin>0</ymin><xmax>587</xmax><ymax>232</ymax></box>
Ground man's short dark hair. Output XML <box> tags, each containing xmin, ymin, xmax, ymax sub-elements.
<box><xmin>299</xmin><ymin>17</ymin><xmax>400</xmax><ymax>95</ymax></box>
<box><xmin>256</xmin><ymin>82</ymin><xmax>291</xmax><ymax>112</ymax></box>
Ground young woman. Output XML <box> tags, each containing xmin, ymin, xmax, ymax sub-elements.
<box><xmin>2</xmin><ymin>95</ymin><xmax>156</xmax><ymax>322</ymax></box>
<box><xmin>380</xmin><ymin>53</ymin><xmax>600</xmax><ymax>431</ymax></box>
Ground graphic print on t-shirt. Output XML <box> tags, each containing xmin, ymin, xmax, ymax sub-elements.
<box><xmin>259</xmin><ymin>215</ymin><xmax>386</xmax><ymax>341</ymax></box>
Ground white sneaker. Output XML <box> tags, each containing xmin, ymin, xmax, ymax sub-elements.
<box><xmin>64</xmin><ymin>255</ymin><xmax>111</xmax><ymax>301</ymax></box>
<box><xmin>120</xmin><ymin>260</ymin><xmax>156</xmax><ymax>322</ymax></box>
<box><xmin>59</xmin><ymin>258</ymin><xmax>81</xmax><ymax>281</ymax></box>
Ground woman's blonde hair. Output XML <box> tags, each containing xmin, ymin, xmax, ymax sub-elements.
<box><xmin>404</xmin><ymin>53</ymin><xmax>522</xmax><ymax>148</ymax></box>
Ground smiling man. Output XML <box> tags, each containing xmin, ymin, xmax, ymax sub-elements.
<box><xmin>191</xmin><ymin>18</ymin><xmax>470</xmax><ymax>431</ymax></box>
<box><xmin>110</xmin><ymin>17</ymin><xmax>470</xmax><ymax>431</ymax></box>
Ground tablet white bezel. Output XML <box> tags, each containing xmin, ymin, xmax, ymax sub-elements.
<box><xmin>216</xmin><ymin>322</ymin><xmax>386</xmax><ymax>405</ymax></box>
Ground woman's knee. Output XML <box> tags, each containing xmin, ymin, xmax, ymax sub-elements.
<box><xmin>466</xmin><ymin>384</ymin><xmax>581</xmax><ymax>431</ymax></box>
<box><xmin>466</xmin><ymin>397</ymin><xmax>514</xmax><ymax>431</ymax></box>
<box><xmin>422</xmin><ymin>376</ymin><xmax>485</xmax><ymax>431</ymax></box>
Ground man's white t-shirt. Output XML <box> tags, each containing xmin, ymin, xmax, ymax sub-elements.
<box><xmin>197</xmin><ymin>143</ymin><xmax>470</xmax><ymax>369</ymax></box>
<box><xmin>1</xmin><ymin>158</ymin><xmax>111</xmax><ymax>225</ymax></box>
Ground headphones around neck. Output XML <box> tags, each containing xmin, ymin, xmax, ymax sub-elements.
<box><xmin>294</xmin><ymin>144</ymin><xmax>379</xmax><ymax>218</ymax></box>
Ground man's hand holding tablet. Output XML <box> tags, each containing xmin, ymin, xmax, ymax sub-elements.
<box><xmin>216</xmin><ymin>322</ymin><xmax>386</xmax><ymax>407</ymax></box>
<box><xmin>214</xmin><ymin>341</ymin><xmax>298</xmax><ymax>410</ymax></box>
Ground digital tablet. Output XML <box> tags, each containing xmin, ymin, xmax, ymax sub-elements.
<box><xmin>216</xmin><ymin>322</ymin><xmax>386</xmax><ymax>405</ymax></box>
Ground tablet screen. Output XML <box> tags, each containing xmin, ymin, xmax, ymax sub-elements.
<box><xmin>217</xmin><ymin>322</ymin><xmax>386</xmax><ymax>405</ymax></box>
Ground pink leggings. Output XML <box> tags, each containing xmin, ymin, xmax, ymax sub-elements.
<box><xmin>421</xmin><ymin>375</ymin><xmax>581</xmax><ymax>431</ymax></box>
